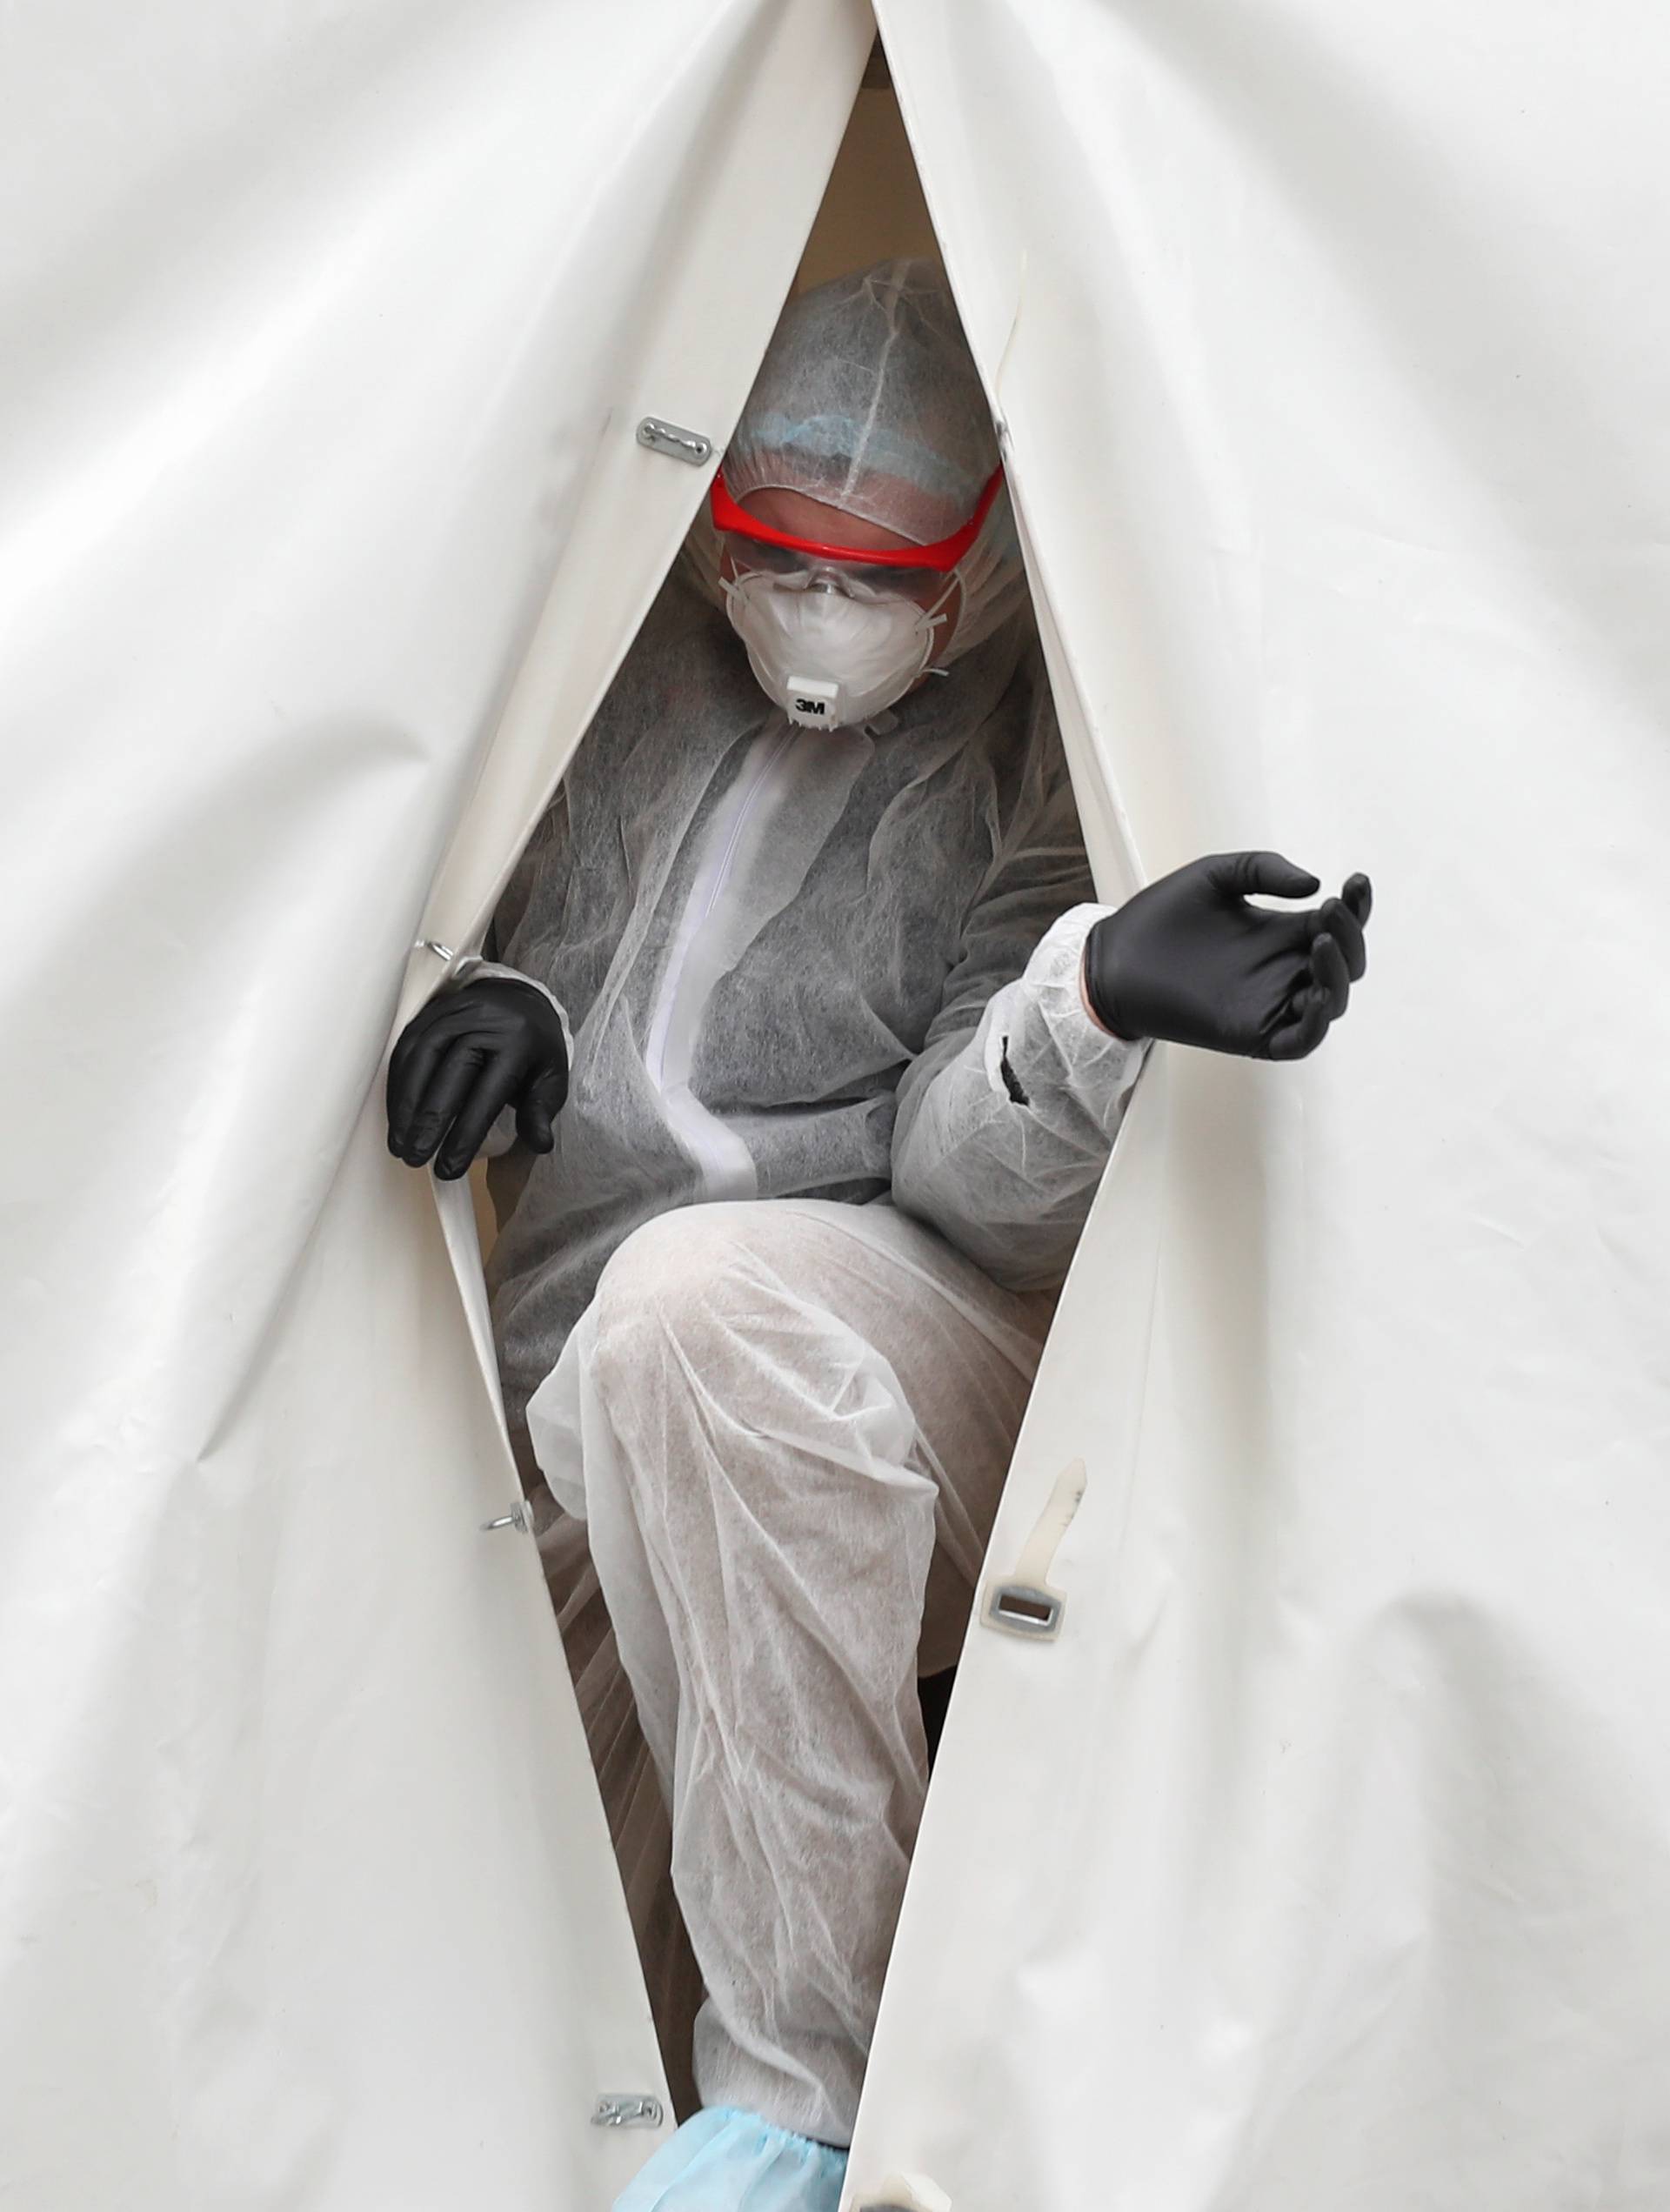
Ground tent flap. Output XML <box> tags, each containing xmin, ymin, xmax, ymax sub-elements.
<box><xmin>0</xmin><ymin>4</ymin><xmax>871</xmax><ymax>2207</ymax></box>
<box><xmin>852</xmin><ymin>3</ymin><xmax>1670</xmax><ymax>2206</ymax></box>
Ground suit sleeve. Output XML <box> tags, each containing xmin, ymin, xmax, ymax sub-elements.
<box><xmin>889</xmin><ymin>732</ymin><xmax>1146</xmax><ymax>1292</ymax></box>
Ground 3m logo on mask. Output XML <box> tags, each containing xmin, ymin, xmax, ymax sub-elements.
<box><xmin>786</xmin><ymin>676</ymin><xmax>839</xmax><ymax>728</ymax></box>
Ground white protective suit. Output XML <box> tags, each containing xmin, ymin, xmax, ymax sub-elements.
<box><xmin>479</xmin><ymin>263</ymin><xmax>1146</xmax><ymax>2146</ymax></box>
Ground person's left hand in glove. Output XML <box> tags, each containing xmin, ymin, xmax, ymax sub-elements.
<box><xmin>1081</xmin><ymin>852</ymin><xmax>1372</xmax><ymax>1059</ymax></box>
<box><xmin>386</xmin><ymin>976</ymin><xmax>568</xmax><ymax>1180</ymax></box>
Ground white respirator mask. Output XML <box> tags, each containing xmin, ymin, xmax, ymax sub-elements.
<box><xmin>723</xmin><ymin>567</ymin><xmax>956</xmax><ymax>731</ymax></box>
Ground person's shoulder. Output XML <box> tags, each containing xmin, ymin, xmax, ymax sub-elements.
<box><xmin>969</xmin><ymin>606</ymin><xmax>1063</xmax><ymax>754</ymax></box>
<box><xmin>625</xmin><ymin>559</ymin><xmax>731</xmax><ymax>658</ymax></box>
<box><xmin>972</xmin><ymin>611</ymin><xmax>1080</xmax><ymax>835</ymax></box>
<box><xmin>557</xmin><ymin>551</ymin><xmax>763</xmax><ymax>803</ymax></box>
<box><xmin>587</xmin><ymin>559</ymin><xmax>745</xmax><ymax>729</ymax></box>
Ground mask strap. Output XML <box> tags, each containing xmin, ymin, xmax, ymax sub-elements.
<box><xmin>920</xmin><ymin>567</ymin><xmax>966</xmax><ymax>675</ymax></box>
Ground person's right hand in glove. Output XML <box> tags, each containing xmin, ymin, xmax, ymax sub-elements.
<box><xmin>1082</xmin><ymin>852</ymin><xmax>1372</xmax><ymax>1060</ymax></box>
<box><xmin>386</xmin><ymin>977</ymin><xmax>568</xmax><ymax>1180</ymax></box>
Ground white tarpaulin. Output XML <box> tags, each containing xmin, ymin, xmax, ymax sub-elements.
<box><xmin>857</xmin><ymin>4</ymin><xmax>1670</xmax><ymax>2208</ymax></box>
<box><xmin>0</xmin><ymin>4</ymin><xmax>872</xmax><ymax>2205</ymax></box>
<box><xmin>3</xmin><ymin>3</ymin><xmax>1668</xmax><ymax>2209</ymax></box>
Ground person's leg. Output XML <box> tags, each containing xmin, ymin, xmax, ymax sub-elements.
<box><xmin>526</xmin><ymin>1500</ymin><xmax>704</xmax><ymax>2120</ymax></box>
<box><xmin>527</xmin><ymin>1197</ymin><xmax>1052</xmax><ymax>2149</ymax></box>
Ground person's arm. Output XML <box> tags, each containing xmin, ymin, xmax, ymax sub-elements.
<box><xmin>890</xmin><ymin>756</ymin><xmax>1146</xmax><ymax>1293</ymax></box>
<box><xmin>891</xmin><ymin>799</ymin><xmax>1374</xmax><ymax>1291</ymax></box>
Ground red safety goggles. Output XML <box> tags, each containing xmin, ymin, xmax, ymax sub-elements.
<box><xmin>709</xmin><ymin>464</ymin><xmax>1005</xmax><ymax>573</ymax></box>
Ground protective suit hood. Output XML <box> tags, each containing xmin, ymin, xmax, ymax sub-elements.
<box><xmin>685</xmin><ymin>258</ymin><xmax>1029</xmax><ymax>673</ymax></box>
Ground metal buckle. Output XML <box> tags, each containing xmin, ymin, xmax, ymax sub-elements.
<box><xmin>591</xmin><ymin>2093</ymin><xmax>665</xmax><ymax>2129</ymax></box>
<box><xmin>984</xmin><ymin>1580</ymin><xmax>1065</xmax><ymax>1641</ymax></box>
<box><xmin>636</xmin><ymin>417</ymin><xmax>713</xmax><ymax>467</ymax></box>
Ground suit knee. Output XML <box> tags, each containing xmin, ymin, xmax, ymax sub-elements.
<box><xmin>587</xmin><ymin>1202</ymin><xmax>917</xmax><ymax>1480</ymax></box>
<box><xmin>591</xmin><ymin>1204</ymin><xmax>777</xmax><ymax>1392</ymax></box>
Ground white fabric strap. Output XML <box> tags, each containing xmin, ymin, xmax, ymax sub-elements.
<box><xmin>1006</xmin><ymin>1454</ymin><xmax>1086</xmax><ymax>1592</ymax></box>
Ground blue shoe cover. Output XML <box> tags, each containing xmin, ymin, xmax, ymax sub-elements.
<box><xmin>612</xmin><ymin>2106</ymin><xmax>848</xmax><ymax>2211</ymax></box>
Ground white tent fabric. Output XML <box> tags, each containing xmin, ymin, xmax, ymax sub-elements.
<box><xmin>852</xmin><ymin>3</ymin><xmax>1670</xmax><ymax>2209</ymax></box>
<box><xmin>3</xmin><ymin>3</ymin><xmax>1668</xmax><ymax>2210</ymax></box>
<box><xmin>0</xmin><ymin>4</ymin><xmax>872</xmax><ymax>2206</ymax></box>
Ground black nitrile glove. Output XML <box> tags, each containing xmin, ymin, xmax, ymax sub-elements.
<box><xmin>1084</xmin><ymin>852</ymin><xmax>1372</xmax><ymax>1060</ymax></box>
<box><xmin>386</xmin><ymin>977</ymin><xmax>568</xmax><ymax>1179</ymax></box>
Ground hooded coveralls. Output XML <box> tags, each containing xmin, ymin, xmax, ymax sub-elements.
<box><xmin>475</xmin><ymin>264</ymin><xmax>1146</xmax><ymax>2149</ymax></box>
